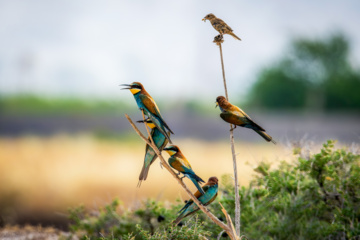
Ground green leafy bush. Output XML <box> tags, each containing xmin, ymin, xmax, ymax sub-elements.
<box><xmin>68</xmin><ymin>140</ymin><xmax>360</xmax><ymax>239</ymax></box>
<box><xmin>235</xmin><ymin>140</ymin><xmax>360</xmax><ymax>239</ymax></box>
<box><xmin>68</xmin><ymin>198</ymin><xmax>214</xmax><ymax>240</ymax></box>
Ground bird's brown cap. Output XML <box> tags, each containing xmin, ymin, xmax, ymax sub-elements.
<box><xmin>202</xmin><ymin>13</ymin><xmax>216</xmax><ymax>21</ymax></box>
<box><xmin>216</xmin><ymin>95</ymin><xmax>227</xmax><ymax>104</ymax></box>
<box><xmin>216</xmin><ymin>96</ymin><xmax>233</xmax><ymax>109</ymax></box>
<box><xmin>164</xmin><ymin>145</ymin><xmax>183</xmax><ymax>157</ymax></box>
<box><xmin>208</xmin><ymin>176</ymin><xmax>219</xmax><ymax>185</ymax></box>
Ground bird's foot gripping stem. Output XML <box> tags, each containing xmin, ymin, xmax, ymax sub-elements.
<box><xmin>213</xmin><ymin>34</ymin><xmax>224</xmax><ymax>45</ymax></box>
<box><xmin>230</xmin><ymin>125</ymin><xmax>237</xmax><ymax>131</ymax></box>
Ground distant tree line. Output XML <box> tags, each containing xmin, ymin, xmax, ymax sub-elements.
<box><xmin>248</xmin><ymin>33</ymin><xmax>360</xmax><ymax>111</ymax></box>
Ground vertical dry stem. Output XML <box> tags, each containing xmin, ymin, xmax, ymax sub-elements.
<box><xmin>218</xmin><ymin>39</ymin><xmax>241</xmax><ymax>236</ymax></box>
<box><xmin>219</xmin><ymin>44</ymin><xmax>229</xmax><ymax>100</ymax></box>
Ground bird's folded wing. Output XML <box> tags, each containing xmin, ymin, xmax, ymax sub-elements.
<box><xmin>225</xmin><ymin>25</ymin><xmax>233</xmax><ymax>32</ymax></box>
<box><xmin>182</xmin><ymin>164</ymin><xmax>196</xmax><ymax>177</ymax></box>
<box><xmin>170</xmin><ymin>158</ymin><xmax>186</xmax><ymax>172</ymax></box>
<box><xmin>140</xmin><ymin>94</ymin><xmax>161</xmax><ymax>117</ymax></box>
<box><xmin>233</xmin><ymin>107</ymin><xmax>266</xmax><ymax>131</ymax></box>
<box><xmin>195</xmin><ymin>185</ymin><xmax>210</xmax><ymax>198</ymax></box>
<box><xmin>220</xmin><ymin>112</ymin><xmax>246</xmax><ymax>126</ymax></box>
<box><xmin>182</xmin><ymin>185</ymin><xmax>211</xmax><ymax>212</ymax></box>
<box><xmin>205</xmin><ymin>192</ymin><xmax>218</xmax><ymax>206</ymax></box>
<box><xmin>234</xmin><ymin>106</ymin><xmax>250</xmax><ymax>119</ymax></box>
<box><xmin>177</xmin><ymin>157</ymin><xmax>191</xmax><ymax>169</ymax></box>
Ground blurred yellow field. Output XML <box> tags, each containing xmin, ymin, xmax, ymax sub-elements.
<box><xmin>0</xmin><ymin>135</ymin><xmax>292</xmax><ymax>220</ymax></box>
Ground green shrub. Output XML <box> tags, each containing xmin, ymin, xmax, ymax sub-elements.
<box><xmin>68</xmin><ymin>198</ymin><xmax>214</xmax><ymax>240</ymax></box>
<box><xmin>235</xmin><ymin>140</ymin><xmax>360</xmax><ymax>239</ymax></box>
<box><xmin>68</xmin><ymin>140</ymin><xmax>360</xmax><ymax>239</ymax></box>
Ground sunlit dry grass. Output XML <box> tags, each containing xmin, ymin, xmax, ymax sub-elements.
<box><xmin>0</xmin><ymin>134</ymin><xmax>293</xmax><ymax>215</ymax></box>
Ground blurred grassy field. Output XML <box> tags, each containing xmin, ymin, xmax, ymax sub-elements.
<box><xmin>0</xmin><ymin>134</ymin><xmax>293</xmax><ymax>225</ymax></box>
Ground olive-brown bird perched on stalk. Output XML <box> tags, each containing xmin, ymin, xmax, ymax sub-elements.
<box><xmin>216</xmin><ymin>96</ymin><xmax>276</xmax><ymax>144</ymax></box>
<box><xmin>202</xmin><ymin>13</ymin><xmax>241</xmax><ymax>41</ymax></box>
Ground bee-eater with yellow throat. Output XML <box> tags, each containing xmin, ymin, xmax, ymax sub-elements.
<box><xmin>163</xmin><ymin>145</ymin><xmax>205</xmax><ymax>195</ymax></box>
<box><xmin>121</xmin><ymin>82</ymin><xmax>174</xmax><ymax>143</ymax></box>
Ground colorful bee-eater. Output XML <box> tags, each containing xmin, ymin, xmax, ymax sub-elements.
<box><xmin>216</xmin><ymin>96</ymin><xmax>276</xmax><ymax>144</ymax></box>
<box><xmin>121</xmin><ymin>82</ymin><xmax>174</xmax><ymax>143</ymax></box>
<box><xmin>136</xmin><ymin>119</ymin><xmax>169</xmax><ymax>187</ymax></box>
<box><xmin>173</xmin><ymin>176</ymin><xmax>219</xmax><ymax>225</ymax></box>
<box><xmin>163</xmin><ymin>145</ymin><xmax>205</xmax><ymax>195</ymax></box>
<box><xmin>202</xmin><ymin>13</ymin><xmax>241</xmax><ymax>41</ymax></box>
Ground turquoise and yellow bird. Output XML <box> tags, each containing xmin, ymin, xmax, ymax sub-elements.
<box><xmin>173</xmin><ymin>176</ymin><xmax>219</xmax><ymax>225</ymax></box>
<box><xmin>216</xmin><ymin>96</ymin><xmax>276</xmax><ymax>144</ymax></box>
<box><xmin>121</xmin><ymin>82</ymin><xmax>174</xmax><ymax>143</ymax></box>
<box><xmin>163</xmin><ymin>145</ymin><xmax>205</xmax><ymax>195</ymax></box>
<box><xmin>136</xmin><ymin>119</ymin><xmax>169</xmax><ymax>187</ymax></box>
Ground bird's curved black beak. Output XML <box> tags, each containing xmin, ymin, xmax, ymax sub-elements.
<box><xmin>136</xmin><ymin>120</ymin><xmax>145</xmax><ymax>123</ymax></box>
<box><xmin>120</xmin><ymin>84</ymin><xmax>132</xmax><ymax>90</ymax></box>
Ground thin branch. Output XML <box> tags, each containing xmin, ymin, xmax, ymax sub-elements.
<box><xmin>218</xmin><ymin>41</ymin><xmax>229</xmax><ymax>100</ymax></box>
<box><xmin>141</xmin><ymin>110</ymin><xmax>155</xmax><ymax>146</ymax></box>
<box><xmin>217</xmin><ymin>230</ymin><xmax>226</xmax><ymax>240</ymax></box>
<box><xmin>230</xmin><ymin>128</ymin><xmax>240</xmax><ymax>236</ymax></box>
<box><xmin>215</xmin><ymin>34</ymin><xmax>241</xmax><ymax>236</ymax></box>
<box><xmin>125</xmin><ymin>114</ymin><xmax>238</xmax><ymax>240</ymax></box>
<box><xmin>219</xmin><ymin>203</ymin><xmax>237</xmax><ymax>236</ymax></box>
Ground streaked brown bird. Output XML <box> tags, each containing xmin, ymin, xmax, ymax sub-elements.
<box><xmin>202</xmin><ymin>13</ymin><xmax>241</xmax><ymax>41</ymax></box>
<box><xmin>216</xmin><ymin>96</ymin><xmax>276</xmax><ymax>144</ymax></box>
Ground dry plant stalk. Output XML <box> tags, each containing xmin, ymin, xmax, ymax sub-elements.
<box><xmin>215</xmin><ymin>34</ymin><xmax>241</xmax><ymax>236</ymax></box>
<box><xmin>125</xmin><ymin>113</ymin><xmax>239</xmax><ymax>240</ymax></box>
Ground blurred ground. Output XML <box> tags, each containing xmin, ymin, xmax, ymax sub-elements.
<box><xmin>0</xmin><ymin>225</ymin><xmax>72</xmax><ymax>240</ymax></box>
<box><xmin>0</xmin><ymin>135</ymin><xmax>294</xmax><ymax>229</ymax></box>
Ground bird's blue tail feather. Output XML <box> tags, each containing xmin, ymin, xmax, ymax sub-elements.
<box><xmin>188</xmin><ymin>176</ymin><xmax>205</xmax><ymax>195</ymax></box>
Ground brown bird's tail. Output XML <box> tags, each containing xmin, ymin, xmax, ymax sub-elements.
<box><xmin>229</xmin><ymin>32</ymin><xmax>241</xmax><ymax>40</ymax></box>
<box><xmin>255</xmin><ymin>130</ymin><xmax>276</xmax><ymax>144</ymax></box>
<box><xmin>137</xmin><ymin>164</ymin><xmax>150</xmax><ymax>187</ymax></box>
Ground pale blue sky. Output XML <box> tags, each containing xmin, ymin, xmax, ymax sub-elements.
<box><xmin>0</xmin><ymin>0</ymin><xmax>359</xmax><ymax>102</ymax></box>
